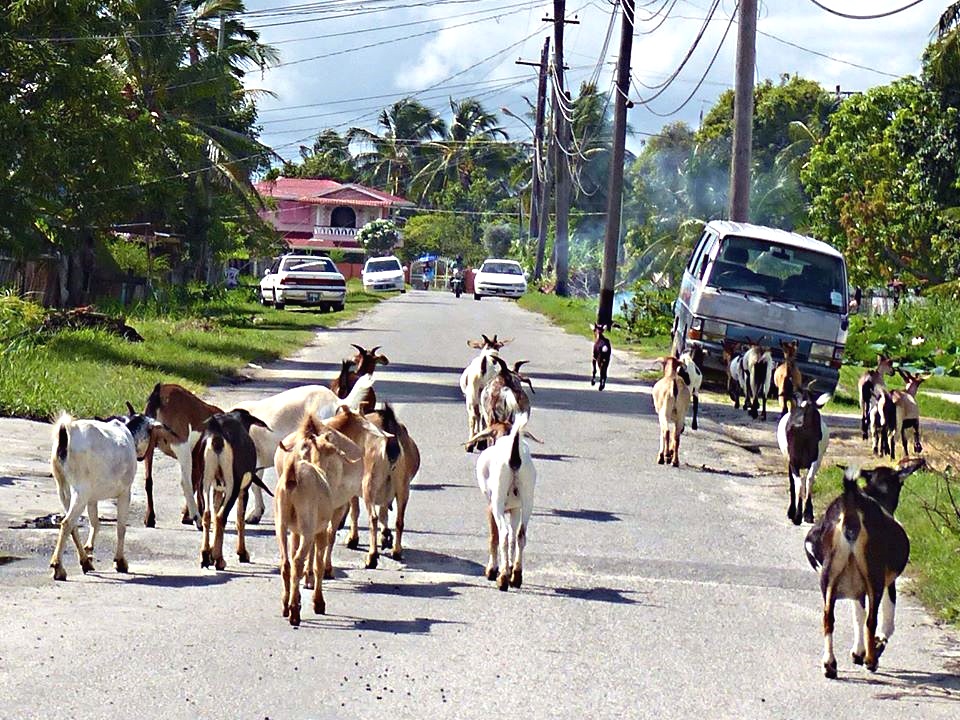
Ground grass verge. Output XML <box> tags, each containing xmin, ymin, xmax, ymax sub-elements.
<box><xmin>0</xmin><ymin>280</ymin><xmax>386</xmax><ymax>421</ymax></box>
<box><xmin>816</xmin><ymin>458</ymin><xmax>960</xmax><ymax>625</ymax></box>
<box><xmin>517</xmin><ymin>292</ymin><xmax>671</xmax><ymax>358</ymax></box>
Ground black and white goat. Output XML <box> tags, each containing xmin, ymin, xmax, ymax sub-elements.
<box><xmin>869</xmin><ymin>387</ymin><xmax>896</xmax><ymax>459</ymax></box>
<box><xmin>590</xmin><ymin>323</ymin><xmax>612</xmax><ymax>391</ymax></box>
<box><xmin>777</xmin><ymin>385</ymin><xmax>830</xmax><ymax>525</ymax></box>
<box><xmin>804</xmin><ymin>458</ymin><xmax>924</xmax><ymax>678</ymax></box>
<box><xmin>677</xmin><ymin>346</ymin><xmax>703</xmax><ymax>430</ymax></box>
<box><xmin>460</xmin><ymin>334</ymin><xmax>510</xmax><ymax>451</ymax></box>
<box><xmin>722</xmin><ymin>341</ymin><xmax>747</xmax><ymax>409</ymax></box>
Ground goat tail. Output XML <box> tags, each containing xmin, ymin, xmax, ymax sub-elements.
<box><xmin>251</xmin><ymin>473</ymin><xmax>274</xmax><ymax>497</ymax></box>
<box><xmin>145</xmin><ymin>383</ymin><xmax>163</xmax><ymax>418</ymax></box>
<box><xmin>53</xmin><ymin>412</ymin><xmax>73</xmax><ymax>464</ymax></box>
<box><xmin>783</xmin><ymin>374</ymin><xmax>794</xmax><ymax>402</ymax></box>
<box><xmin>509</xmin><ymin>412</ymin><xmax>529</xmax><ymax>471</ymax></box>
<box><xmin>841</xmin><ymin>467</ymin><xmax>862</xmax><ymax>544</ymax></box>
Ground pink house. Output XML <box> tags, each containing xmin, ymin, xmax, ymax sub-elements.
<box><xmin>254</xmin><ymin>177</ymin><xmax>414</xmax><ymax>251</ymax></box>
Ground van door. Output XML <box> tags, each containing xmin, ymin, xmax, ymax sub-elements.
<box><xmin>674</xmin><ymin>229</ymin><xmax>718</xmax><ymax>353</ymax></box>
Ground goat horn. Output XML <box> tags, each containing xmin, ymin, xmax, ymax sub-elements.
<box><xmin>521</xmin><ymin>377</ymin><xmax>535</xmax><ymax>394</ymax></box>
<box><xmin>350</xmin><ymin>343</ymin><xmax>366</xmax><ymax>354</ymax></box>
<box><xmin>513</xmin><ymin>360</ymin><xmax>529</xmax><ymax>372</ymax></box>
<box><xmin>463</xmin><ymin>428</ymin><xmax>496</xmax><ymax>446</ymax></box>
<box><xmin>370</xmin><ymin>346</ymin><xmax>381</xmax><ymax>354</ymax></box>
<box><xmin>125</xmin><ymin>401</ymin><xmax>136</xmax><ymax>416</ymax></box>
<box><xmin>522</xmin><ymin>430</ymin><xmax>545</xmax><ymax>444</ymax></box>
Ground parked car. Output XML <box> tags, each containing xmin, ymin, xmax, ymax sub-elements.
<box><xmin>473</xmin><ymin>258</ymin><xmax>527</xmax><ymax>301</ymax></box>
<box><xmin>361</xmin><ymin>255</ymin><xmax>406</xmax><ymax>293</ymax></box>
<box><xmin>259</xmin><ymin>254</ymin><xmax>347</xmax><ymax>311</ymax></box>
<box><xmin>672</xmin><ymin>220</ymin><xmax>850</xmax><ymax>392</ymax></box>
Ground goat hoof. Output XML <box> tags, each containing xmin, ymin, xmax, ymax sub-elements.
<box><xmin>865</xmin><ymin>658</ymin><xmax>878</xmax><ymax>673</ymax></box>
<box><xmin>114</xmin><ymin>558</ymin><xmax>128</xmax><ymax>573</ymax></box>
<box><xmin>590</xmin><ymin>378</ymin><xmax>595</xmax><ymax>386</ymax></box>
<box><xmin>181</xmin><ymin>510</ymin><xmax>194</xmax><ymax>525</ymax></box>
<box><xmin>145</xmin><ymin>514</ymin><xmax>156</xmax><ymax>528</ymax></box>
<box><xmin>80</xmin><ymin>557</ymin><xmax>95</xmax><ymax>574</ymax></box>
<box><xmin>238</xmin><ymin>550</ymin><xmax>251</xmax><ymax>563</ymax></box>
<box><xmin>314</xmin><ymin>599</ymin><xmax>326</xmax><ymax>615</ymax></box>
<box><xmin>510</xmin><ymin>569</ymin><xmax>522</xmax><ymax>588</ymax></box>
<box><xmin>83</xmin><ymin>543</ymin><xmax>94</xmax><ymax>555</ymax></box>
<box><xmin>51</xmin><ymin>564</ymin><xmax>67</xmax><ymax>582</ymax></box>
<box><xmin>851</xmin><ymin>652</ymin><xmax>865</xmax><ymax>666</ymax></box>
<box><xmin>282</xmin><ymin>605</ymin><xmax>289</xmax><ymax>618</ymax></box>
<box><xmin>391</xmin><ymin>549</ymin><xmax>403</xmax><ymax>561</ymax></box>
<box><xmin>465</xmin><ymin>443</ymin><xmax>474</xmax><ymax>453</ymax></box>
<box><xmin>193</xmin><ymin>517</ymin><xmax>202</xmax><ymax>531</ymax></box>
<box><xmin>380</xmin><ymin>533</ymin><xmax>393</xmax><ymax>551</ymax></box>
<box><xmin>214</xmin><ymin>557</ymin><xmax>226</xmax><ymax>571</ymax></box>
<box><xmin>803</xmin><ymin>508</ymin><xmax>815</xmax><ymax>524</ymax></box>
<box><xmin>791</xmin><ymin>513</ymin><xmax>802</xmax><ymax>527</ymax></box>
<box><xmin>671</xmin><ymin>457</ymin><xmax>679</xmax><ymax>468</ymax></box>
<box><xmin>200</xmin><ymin>550</ymin><xmax>212</xmax><ymax>568</ymax></box>
<box><xmin>875</xmin><ymin>638</ymin><xmax>888</xmax><ymax>660</ymax></box>
<box><xmin>323</xmin><ymin>568</ymin><xmax>335</xmax><ymax>580</ymax></box>
<box><xmin>244</xmin><ymin>512</ymin><xmax>262</xmax><ymax>526</ymax></box>
<box><xmin>823</xmin><ymin>660</ymin><xmax>838</xmax><ymax>679</ymax></box>
<box><xmin>787</xmin><ymin>506</ymin><xmax>796</xmax><ymax>521</ymax></box>
<box><xmin>497</xmin><ymin>574</ymin><xmax>509</xmax><ymax>591</ymax></box>
<box><xmin>365</xmin><ymin>553</ymin><xmax>379</xmax><ymax>570</ymax></box>
<box><xmin>657</xmin><ymin>455</ymin><xmax>665</xmax><ymax>465</ymax></box>
<box><xmin>289</xmin><ymin>607</ymin><xmax>301</xmax><ymax>627</ymax></box>
<box><xmin>346</xmin><ymin>537</ymin><xmax>359</xmax><ymax>550</ymax></box>
<box><xmin>485</xmin><ymin>566</ymin><xmax>498</xmax><ymax>581</ymax></box>
<box><xmin>691</xmin><ymin>420</ymin><xmax>698</xmax><ymax>430</ymax></box>
<box><xmin>304</xmin><ymin>575</ymin><xmax>315</xmax><ymax>590</ymax></box>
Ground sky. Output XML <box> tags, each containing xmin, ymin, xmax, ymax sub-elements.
<box><xmin>240</xmin><ymin>0</ymin><xmax>949</xmax><ymax>164</ymax></box>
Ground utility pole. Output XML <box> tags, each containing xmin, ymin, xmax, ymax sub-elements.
<box><xmin>547</xmin><ymin>1</ymin><xmax>577</xmax><ymax>296</ymax></box>
<box><xmin>728</xmin><ymin>0</ymin><xmax>757</xmax><ymax>222</ymax></box>
<box><xmin>517</xmin><ymin>39</ymin><xmax>551</xmax><ymax>279</ymax></box>
<box><xmin>597</xmin><ymin>0</ymin><xmax>634</xmax><ymax>327</ymax></box>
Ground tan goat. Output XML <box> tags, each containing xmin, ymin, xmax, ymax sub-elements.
<box><xmin>274</xmin><ymin>417</ymin><xmax>362</xmax><ymax>626</ymax></box>
<box><xmin>891</xmin><ymin>369</ymin><xmax>930</xmax><ymax>458</ymax></box>
<box><xmin>774</xmin><ymin>340</ymin><xmax>803</xmax><ymax>417</ymax></box>
<box><xmin>652</xmin><ymin>357</ymin><xmax>692</xmax><ymax>467</ymax></box>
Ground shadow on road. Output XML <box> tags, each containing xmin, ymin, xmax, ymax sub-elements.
<box><xmin>303</xmin><ymin>614</ymin><xmax>465</xmax><ymax>635</ymax></box>
<box><xmin>535</xmin><ymin>507</ymin><xmax>622</xmax><ymax>523</ymax></box>
<box><xmin>348</xmin><ymin>578</ymin><xmax>471</xmax><ymax>600</ymax></box>
<box><xmin>841</xmin><ymin>667</ymin><xmax>960</xmax><ymax>703</ymax></box>
<box><xmin>398</xmin><ymin>548</ymin><xmax>485</xmax><ymax>576</ymax></box>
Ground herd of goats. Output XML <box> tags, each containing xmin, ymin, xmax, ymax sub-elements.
<box><xmin>38</xmin><ymin>319</ymin><xmax>933</xmax><ymax>679</ymax></box>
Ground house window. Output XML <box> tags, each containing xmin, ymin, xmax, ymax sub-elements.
<box><xmin>330</xmin><ymin>206</ymin><xmax>356</xmax><ymax>228</ymax></box>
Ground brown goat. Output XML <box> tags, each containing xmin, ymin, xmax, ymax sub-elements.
<box><xmin>274</xmin><ymin>418</ymin><xmax>362</xmax><ymax>626</ymax></box>
<box><xmin>652</xmin><ymin>357</ymin><xmax>692</xmax><ymax>467</ymax></box>
<box><xmin>329</xmin><ymin>344</ymin><xmax>388</xmax><ymax>413</ymax></box>
<box><xmin>774</xmin><ymin>340</ymin><xmax>803</xmax><ymax>417</ymax></box>
<box><xmin>858</xmin><ymin>354</ymin><xmax>894</xmax><ymax>440</ymax></box>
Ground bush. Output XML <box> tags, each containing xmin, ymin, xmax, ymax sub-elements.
<box><xmin>356</xmin><ymin>219</ymin><xmax>399</xmax><ymax>255</ymax></box>
<box><xmin>620</xmin><ymin>283</ymin><xmax>674</xmax><ymax>340</ymax></box>
<box><xmin>0</xmin><ymin>289</ymin><xmax>47</xmax><ymax>347</ymax></box>
<box><xmin>483</xmin><ymin>224</ymin><xmax>513</xmax><ymax>258</ymax></box>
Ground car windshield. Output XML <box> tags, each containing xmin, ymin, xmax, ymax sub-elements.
<box><xmin>366</xmin><ymin>259</ymin><xmax>401</xmax><ymax>273</ymax></box>
<box><xmin>706</xmin><ymin>236</ymin><xmax>846</xmax><ymax>311</ymax></box>
<box><xmin>481</xmin><ymin>262</ymin><xmax>523</xmax><ymax>275</ymax></box>
<box><xmin>282</xmin><ymin>257</ymin><xmax>337</xmax><ymax>273</ymax></box>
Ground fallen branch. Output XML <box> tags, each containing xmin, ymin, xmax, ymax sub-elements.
<box><xmin>40</xmin><ymin>306</ymin><xmax>144</xmax><ymax>342</ymax></box>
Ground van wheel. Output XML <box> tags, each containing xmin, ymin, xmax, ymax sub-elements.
<box><xmin>474</xmin><ymin>293</ymin><xmax>482</xmax><ymax>301</ymax></box>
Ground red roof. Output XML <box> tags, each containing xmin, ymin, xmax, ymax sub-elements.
<box><xmin>255</xmin><ymin>177</ymin><xmax>413</xmax><ymax>208</ymax></box>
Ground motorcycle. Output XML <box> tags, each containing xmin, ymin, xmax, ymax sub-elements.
<box><xmin>450</xmin><ymin>268</ymin><xmax>464</xmax><ymax>298</ymax></box>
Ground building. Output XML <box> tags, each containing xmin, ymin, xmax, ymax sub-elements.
<box><xmin>254</xmin><ymin>177</ymin><xmax>414</xmax><ymax>252</ymax></box>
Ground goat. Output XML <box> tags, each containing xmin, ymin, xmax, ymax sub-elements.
<box><xmin>804</xmin><ymin>458</ymin><xmax>925</xmax><ymax>678</ymax></box>
<box><xmin>590</xmin><ymin>323</ymin><xmax>612</xmax><ymax>391</ymax></box>
<box><xmin>362</xmin><ymin>404</ymin><xmax>421</xmax><ymax>561</ymax></box>
<box><xmin>274</xmin><ymin>414</ymin><xmax>362</xmax><ymax>625</ymax></box>
<box><xmin>652</xmin><ymin>357</ymin><xmax>692</xmax><ymax>467</ymax></box>
<box><xmin>329</xmin><ymin>344</ymin><xmax>388</xmax><ymax>414</ymax></box>
<box><xmin>742</xmin><ymin>338</ymin><xmax>774</xmax><ymax>420</ymax></box>
<box><xmin>49</xmin><ymin>407</ymin><xmax>174</xmax><ymax>580</ymax></box>
<box><xmin>869</xmin><ymin>387</ymin><xmax>896</xmax><ymax>459</ymax></box>
<box><xmin>773</xmin><ymin>340</ymin><xmax>803</xmax><ymax>417</ymax></box>
<box><xmin>722</xmin><ymin>341</ymin><xmax>747</xmax><ymax>409</ymax></box>
<box><xmin>677</xmin><ymin>346</ymin><xmax>704</xmax><ymax>430</ymax></box>
<box><xmin>144</xmin><ymin>383</ymin><xmax>222</xmax><ymax>528</ymax></box>
<box><xmin>891</xmin><ymin>369</ymin><xmax>929</xmax><ymax>459</ymax></box>
<box><xmin>470</xmin><ymin>412</ymin><xmax>538</xmax><ymax>591</ymax></box>
<box><xmin>194</xmin><ymin>409</ymin><xmax>272</xmax><ymax>571</ymax></box>
<box><xmin>460</xmin><ymin>334</ymin><xmax>511</xmax><ymax>451</ymax></box>
<box><xmin>776</xmin><ymin>384</ymin><xmax>830</xmax><ymax>525</ymax></box>
<box><xmin>480</xmin><ymin>357</ymin><xmax>534</xmax><ymax>432</ymax></box>
<box><xmin>858</xmin><ymin>354</ymin><xmax>894</xmax><ymax>440</ymax></box>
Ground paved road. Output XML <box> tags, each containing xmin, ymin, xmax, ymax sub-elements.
<box><xmin>0</xmin><ymin>291</ymin><xmax>958</xmax><ymax>720</ymax></box>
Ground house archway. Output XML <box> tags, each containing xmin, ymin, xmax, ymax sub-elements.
<box><xmin>330</xmin><ymin>206</ymin><xmax>357</xmax><ymax>228</ymax></box>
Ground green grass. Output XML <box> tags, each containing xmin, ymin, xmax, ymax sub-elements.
<box><xmin>816</xmin><ymin>464</ymin><xmax>960</xmax><ymax>625</ymax></box>
<box><xmin>518</xmin><ymin>293</ymin><xmax>672</xmax><ymax>358</ymax></box>
<box><xmin>0</xmin><ymin>280</ymin><xmax>386</xmax><ymax>421</ymax></box>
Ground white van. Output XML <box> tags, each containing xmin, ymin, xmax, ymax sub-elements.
<box><xmin>673</xmin><ymin>221</ymin><xmax>850</xmax><ymax>392</ymax></box>
<box><xmin>361</xmin><ymin>255</ymin><xmax>406</xmax><ymax>293</ymax></box>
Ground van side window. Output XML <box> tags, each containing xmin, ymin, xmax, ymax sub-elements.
<box><xmin>695</xmin><ymin>234</ymin><xmax>717</xmax><ymax>279</ymax></box>
<box><xmin>686</xmin><ymin>230</ymin><xmax>712</xmax><ymax>273</ymax></box>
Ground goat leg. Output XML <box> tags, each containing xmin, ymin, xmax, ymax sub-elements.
<box><xmin>863</xmin><ymin>585</ymin><xmax>882</xmax><ymax>672</ymax></box>
<box><xmin>591</xmin><ymin>357</ymin><xmax>597</xmax><ymax>386</ymax></box>
<box><xmin>236</xmin><ymin>486</ymin><xmax>250</xmax><ymax>563</ymax></box>
<box><xmin>821</xmin><ymin>579</ymin><xmax>838</xmax><ymax>679</ymax></box>
<box><xmin>484</xmin><ymin>505</ymin><xmax>499</xmax><ymax>581</ymax></box>
<box><xmin>143</xmin><ymin>449</ymin><xmax>157</xmax><ymax>528</ymax></box>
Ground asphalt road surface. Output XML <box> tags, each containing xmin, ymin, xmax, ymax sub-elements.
<box><xmin>1</xmin><ymin>291</ymin><xmax>958</xmax><ymax>720</ymax></box>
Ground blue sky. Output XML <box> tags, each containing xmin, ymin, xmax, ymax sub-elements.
<box><xmin>242</xmin><ymin>0</ymin><xmax>948</xmax><ymax>162</ymax></box>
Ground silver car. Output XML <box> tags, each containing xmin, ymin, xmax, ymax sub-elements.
<box><xmin>673</xmin><ymin>221</ymin><xmax>849</xmax><ymax>392</ymax></box>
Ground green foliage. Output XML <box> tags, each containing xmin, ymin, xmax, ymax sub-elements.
<box><xmin>398</xmin><ymin>213</ymin><xmax>481</xmax><ymax>263</ymax></box>
<box><xmin>482</xmin><ymin>224</ymin><xmax>514</xmax><ymax>258</ymax></box>
<box><xmin>0</xmin><ymin>289</ymin><xmax>47</xmax><ymax>345</ymax></box>
<box><xmin>105</xmin><ymin>237</ymin><xmax>172</xmax><ymax>282</ymax></box>
<box><xmin>620</xmin><ymin>283</ymin><xmax>675</xmax><ymax>340</ymax></box>
<box><xmin>356</xmin><ymin>219</ymin><xmax>399</xmax><ymax>256</ymax></box>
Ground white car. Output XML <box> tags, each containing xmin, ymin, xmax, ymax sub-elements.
<box><xmin>361</xmin><ymin>255</ymin><xmax>406</xmax><ymax>293</ymax></box>
<box><xmin>259</xmin><ymin>254</ymin><xmax>346</xmax><ymax>311</ymax></box>
<box><xmin>473</xmin><ymin>258</ymin><xmax>527</xmax><ymax>300</ymax></box>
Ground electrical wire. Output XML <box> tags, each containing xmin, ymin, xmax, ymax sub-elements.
<box><xmin>805</xmin><ymin>0</ymin><xmax>927</xmax><ymax>21</ymax></box>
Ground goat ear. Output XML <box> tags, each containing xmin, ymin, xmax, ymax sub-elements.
<box><xmin>815</xmin><ymin>393</ymin><xmax>831</xmax><ymax>408</ymax></box>
<box><xmin>376</xmin><ymin>354</ymin><xmax>389</xmax><ymax>366</ymax></box>
<box><xmin>896</xmin><ymin>457</ymin><xmax>925</xmax><ymax>480</ymax></box>
<box><xmin>498</xmin><ymin>337</ymin><xmax>513</xmax><ymax>347</ymax></box>
<box><xmin>463</xmin><ymin>427</ymin><xmax>495</xmax><ymax>446</ymax></box>
<box><xmin>467</xmin><ymin>339</ymin><xmax>484</xmax><ymax>349</ymax></box>
<box><xmin>126</xmin><ymin>401</ymin><xmax>136</xmax><ymax>416</ymax></box>
<box><xmin>522</xmin><ymin>430</ymin><xmax>545</xmax><ymax>444</ymax></box>
<box><xmin>245</xmin><ymin>412</ymin><xmax>271</xmax><ymax>432</ymax></box>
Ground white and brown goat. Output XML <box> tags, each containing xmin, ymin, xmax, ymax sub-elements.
<box><xmin>460</xmin><ymin>334</ymin><xmax>510</xmax><ymax>451</ymax></box>
<box><xmin>773</xmin><ymin>340</ymin><xmax>803</xmax><ymax>417</ymax></box>
<box><xmin>330</xmin><ymin>343</ymin><xmax>388</xmax><ymax>414</ymax></box>
<box><xmin>480</xmin><ymin>357</ymin><xmax>534</xmax><ymax>432</ymax></box>
<box><xmin>590</xmin><ymin>323</ymin><xmax>612</xmax><ymax>391</ymax></box>
<box><xmin>858</xmin><ymin>354</ymin><xmax>894</xmax><ymax>440</ymax></box>
<box><xmin>891</xmin><ymin>368</ymin><xmax>930</xmax><ymax>458</ymax></box>
<box><xmin>804</xmin><ymin>459</ymin><xmax>925</xmax><ymax>678</ymax></box>
<box><xmin>652</xmin><ymin>357</ymin><xmax>691</xmax><ymax>467</ymax></box>
<box><xmin>722</xmin><ymin>341</ymin><xmax>747</xmax><ymax>409</ymax></box>
<box><xmin>677</xmin><ymin>346</ymin><xmax>703</xmax><ymax>430</ymax></box>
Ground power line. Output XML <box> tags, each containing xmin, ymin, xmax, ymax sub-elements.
<box><xmin>805</xmin><ymin>0</ymin><xmax>927</xmax><ymax>21</ymax></box>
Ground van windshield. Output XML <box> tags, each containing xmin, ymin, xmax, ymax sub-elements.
<box><xmin>706</xmin><ymin>236</ymin><xmax>846</xmax><ymax>311</ymax></box>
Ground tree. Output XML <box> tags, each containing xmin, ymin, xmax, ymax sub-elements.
<box><xmin>356</xmin><ymin>219</ymin><xmax>400</xmax><ymax>256</ymax></box>
<box><xmin>482</xmin><ymin>224</ymin><xmax>514</xmax><ymax>257</ymax></box>
<box><xmin>399</xmin><ymin>214</ymin><xmax>480</xmax><ymax>263</ymax></box>
<box><xmin>285</xmin><ymin>130</ymin><xmax>358</xmax><ymax>182</ymax></box>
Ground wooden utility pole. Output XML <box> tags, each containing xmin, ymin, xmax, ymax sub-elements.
<box><xmin>523</xmin><ymin>38</ymin><xmax>552</xmax><ymax>280</ymax></box>
<box><xmin>728</xmin><ymin>0</ymin><xmax>757</xmax><ymax>222</ymax></box>
<box><xmin>549</xmin><ymin>0</ymin><xmax>576</xmax><ymax>296</ymax></box>
<box><xmin>597</xmin><ymin>0</ymin><xmax>635</xmax><ymax>328</ymax></box>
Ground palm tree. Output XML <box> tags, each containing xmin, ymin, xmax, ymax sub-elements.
<box><xmin>348</xmin><ymin>98</ymin><xmax>446</xmax><ymax>197</ymax></box>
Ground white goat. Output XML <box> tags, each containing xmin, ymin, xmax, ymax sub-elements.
<box><xmin>460</xmin><ymin>334</ymin><xmax>510</xmax><ymax>451</ymax></box>
<box><xmin>677</xmin><ymin>348</ymin><xmax>703</xmax><ymax>430</ymax></box>
<box><xmin>49</xmin><ymin>409</ymin><xmax>171</xmax><ymax>580</ymax></box>
<box><xmin>471</xmin><ymin>412</ymin><xmax>538</xmax><ymax>591</ymax></box>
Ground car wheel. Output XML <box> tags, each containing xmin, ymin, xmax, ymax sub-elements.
<box><xmin>318</xmin><ymin>302</ymin><xmax>330</xmax><ymax>313</ymax></box>
<box><xmin>273</xmin><ymin>290</ymin><xmax>284</xmax><ymax>311</ymax></box>
<box><xmin>474</xmin><ymin>293</ymin><xmax>482</xmax><ymax>301</ymax></box>
<box><xmin>332</xmin><ymin>302</ymin><xmax>344</xmax><ymax>312</ymax></box>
